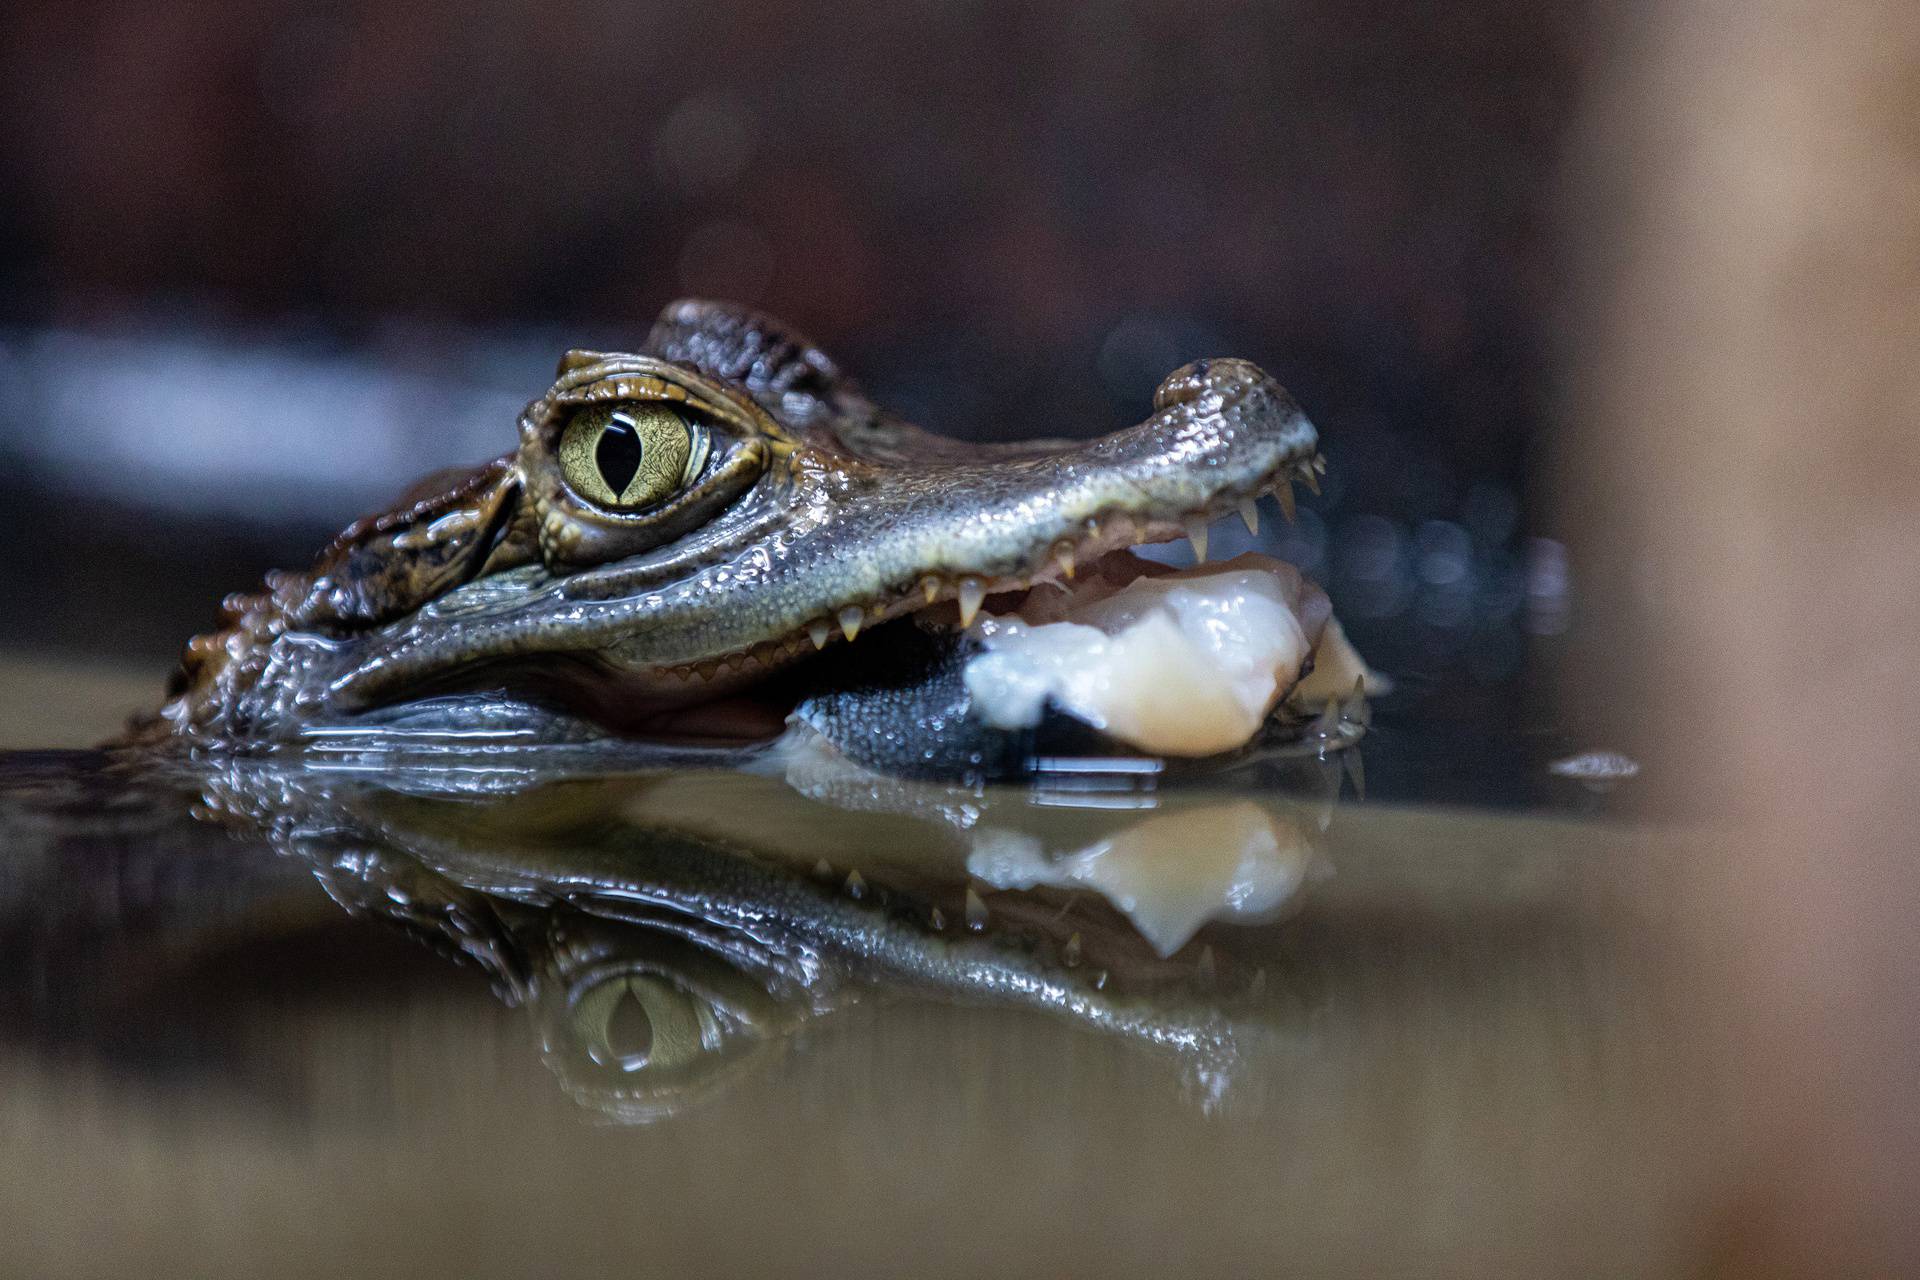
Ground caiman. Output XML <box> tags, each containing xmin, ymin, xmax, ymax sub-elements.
<box><xmin>128</xmin><ymin>301</ymin><xmax>1374</xmax><ymax>778</ymax></box>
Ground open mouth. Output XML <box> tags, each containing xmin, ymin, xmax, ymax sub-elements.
<box><xmin>309</xmin><ymin>485</ymin><xmax>1359</xmax><ymax>767</ymax></box>
<box><xmin>597</xmin><ymin>505</ymin><xmax>1350</xmax><ymax>761</ymax></box>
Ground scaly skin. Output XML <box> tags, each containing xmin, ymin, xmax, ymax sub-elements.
<box><xmin>129</xmin><ymin>300</ymin><xmax>1323</xmax><ymax>748</ymax></box>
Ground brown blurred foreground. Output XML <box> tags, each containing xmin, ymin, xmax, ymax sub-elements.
<box><xmin>0</xmin><ymin>656</ymin><xmax>155</xmax><ymax>750</ymax></box>
<box><xmin>1564</xmin><ymin>0</ymin><xmax>1920</xmax><ymax>1272</ymax></box>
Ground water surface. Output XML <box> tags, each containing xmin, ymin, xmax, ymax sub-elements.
<box><xmin>0</xmin><ymin>664</ymin><xmax>1722</xmax><ymax>1278</ymax></box>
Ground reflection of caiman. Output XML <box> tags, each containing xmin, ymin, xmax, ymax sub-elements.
<box><xmin>7</xmin><ymin>736</ymin><xmax>1654</xmax><ymax>1136</ymax></box>
<box><xmin>127</xmin><ymin>301</ymin><xmax>1373</xmax><ymax>778</ymax></box>
<box><xmin>191</xmin><ymin>747</ymin><xmax>1347</xmax><ymax>1122</ymax></box>
<box><xmin>0</xmin><ymin>746</ymin><xmax>1357</xmax><ymax>1122</ymax></box>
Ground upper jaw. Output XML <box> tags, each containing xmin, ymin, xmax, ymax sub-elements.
<box><xmin>323</xmin><ymin>358</ymin><xmax>1322</xmax><ymax>718</ymax></box>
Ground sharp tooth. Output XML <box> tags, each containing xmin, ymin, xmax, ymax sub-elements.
<box><xmin>964</xmin><ymin>885</ymin><xmax>989</xmax><ymax>931</ymax></box>
<box><xmin>1343</xmin><ymin>747</ymin><xmax>1367</xmax><ymax>801</ymax></box>
<box><xmin>1062</xmin><ymin>932</ymin><xmax>1083</xmax><ymax>967</ymax></box>
<box><xmin>928</xmin><ymin>906</ymin><xmax>947</xmax><ymax>931</ymax></box>
<box><xmin>813</xmin><ymin>858</ymin><xmax>833</xmax><ymax>879</ymax></box>
<box><xmin>1053</xmin><ymin>542</ymin><xmax>1075</xmax><ymax>579</ymax></box>
<box><xmin>1275</xmin><ymin>477</ymin><xmax>1297</xmax><ymax>523</ymax></box>
<box><xmin>920</xmin><ymin>574</ymin><xmax>942</xmax><ymax>604</ymax></box>
<box><xmin>724</xmin><ymin>652</ymin><xmax>744</xmax><ymax>671</ymax></box>
<box><xmin>1238</xmin><ymin>499</ymin><xmax>1259</xmax><ymax>535</ymax></box>
<box><xmin>696</xmin><ymin>659</ymin><xmax>720</xmax><ymax>680</ymax></box>
<box><xmin>1184</xmin><ymin>514</ymin><xmax>1209</xmax><ymax>562</ymax></box>
<box><xmin>1345</xmin><ymin>674</ymin><xmax>1372</xmax><ymax>728</ymax></box>
<box><xmin>1298</xmin><ymin>463</ymin><xmax>1321</xmax><ymax>496</ymax></box>
<box><xmin>957</xmin><ymin>577</ymin><xmax>987</xmax><ymax>627</ymax></box>
<box><xmin>844</xmin><ymin>869</ymin><xmax>866</xmax><ymax>898</ymax></box>
<box><xmin>1315</xmin><ymin>755</ymin><xmax>1341</xmax><ymax>827</ymax></box>
<box><xmin>1313</xmin><ymin>453</ymin><xmax>1328</xmax><ymax>474</ymax></box>
<box><xmin>808</xmin><ymin>619</ymin><xmax>831</xmax><ymax>650</ymax></box>
<box><xmin>838</xmin><ymin>605</ymin><xmax>864</xmax><ymax>642</ymax></box>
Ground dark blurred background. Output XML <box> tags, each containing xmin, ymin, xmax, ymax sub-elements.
<box><xmin>0</xmin><ymin>0</ymin><xmax>1584</xmax><ymax>788</ymax></box>
<box><xmin>12</xmin><ymin>7</ymin><xmax>1920</xmax><ymax>1270</ymax></box>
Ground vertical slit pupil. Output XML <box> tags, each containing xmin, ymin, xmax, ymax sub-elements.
<box><xmin>605</xmin><ymin>985</ymin><xmax>654</xmax><ymax>1063</ymax></box>
<box><xmin>595</xmin><ymin>418</ymin><xmax>644</xmax><ymax>498</ymax></box>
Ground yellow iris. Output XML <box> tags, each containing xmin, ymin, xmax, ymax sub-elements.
<box><xmin>558</xmin><ymin>403</ymin><xmax>706</xmax><ymax>509</ymax></box>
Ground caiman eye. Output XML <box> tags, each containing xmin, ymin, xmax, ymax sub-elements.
<box><xmin>572</xmin><ymin>971</ymin><xmax>723</xmax><ymax>1073</ymax></box>
<box><xmin>558</xmin><ymin>403</ymin><xmax>711</xmax><ymax>510</ymax></box>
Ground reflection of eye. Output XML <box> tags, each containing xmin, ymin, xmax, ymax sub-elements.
<box><xmin>572</xmin><ymin>972</ymin><xmax>723</xmax><ymax>1073</ymax></box>
<box><xmin>558</xmin><ymin>403</ymin><xmax>710</xmax><ymax>510</ymax></box>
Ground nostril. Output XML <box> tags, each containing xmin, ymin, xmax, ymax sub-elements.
<box><xmin>1151</xmin><ymin>357</ymin><xmax>1265</xmax><ymax>411</ymax></box>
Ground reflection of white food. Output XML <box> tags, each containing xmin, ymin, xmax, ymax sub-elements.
<box><xmin>966</xmin><ymin>801</ymin><xmax>1316</xmax><ymax>956</ymax></box>
<box><xmin>963</xmin><ymin>555</ymin><xmax>1326</xmax><ymax>756</ymax></box>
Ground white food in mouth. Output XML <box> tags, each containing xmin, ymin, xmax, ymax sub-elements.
<box><xmin>961</xmin><ymin>552</ymin><xmax>1332</xmax><ymax>756</ymax></box>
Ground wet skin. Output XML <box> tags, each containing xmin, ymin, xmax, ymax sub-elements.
<box><xmin>128</xmin><ymin>301</ymin><xmax>1328</xmax><ymax>773</ymax></box>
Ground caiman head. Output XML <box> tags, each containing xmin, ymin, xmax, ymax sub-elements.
<box><xmin>136</xmin><ymin>300</ymin><xmax>1346</xmax><ymax>774</ymax></box>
